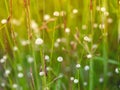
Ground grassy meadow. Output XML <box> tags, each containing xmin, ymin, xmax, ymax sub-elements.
<box><xmin>0</xmin><ymin>0</ymin><xmax>120</xmax><ymax>90</ymax></box>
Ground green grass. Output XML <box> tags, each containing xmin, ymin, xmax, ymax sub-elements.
<box><xmin>0</xmin><ymin>0</ymin><xmax>120</xmax><ymax>90</ymax></box>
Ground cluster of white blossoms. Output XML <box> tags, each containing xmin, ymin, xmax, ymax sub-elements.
<box><xmin>31</xmin><ymin>20</ymin><xmax>39</xmax><ymax>33</ymax></box>
<box><xmin>83</xmin><ymin>81</ymin><xmax>88</xmax><ymax>86</ymax></box>
<box><xmin>13</xmin><ymin>46</ymin><xmax>18</xmax><ymax>51</ymax></box>
<box><xmin>4</xmin><ymin>69</ymin><xmax>11</xmax><ymax>77</ymax></box>
<box><xmin>99</xmin><ymin>77</ymin><xmax>104</xmax><ymax>83</ymax></box>
<box><xmin>12</xmin><ymin>83</ymin><xmax>18</xmax><ymax>89</ymax></box>
<box><xmin>84</xmin><ymin>65</ymin><xmax>90</xmax><ymax>71</ymax></box>
<box><xmin>57</xmin><ymin>56</ymin><xmax>63</xmax><ymax>62</ymax></box>
<box><xmin>82</xmin><ymin>24</ymin><xmax>87</xmax><ymax>30</ymax></box>
<box><xmin>115</xmin><ymin>68</ymin><xmax>119</xmax><ymax>74</ymax></box>
<box><xmin>0</xmin><ymin>55</ymin><xmax>7</xmax><ymax>63</ymax></box>
<box><xmin>11</xmin><ymin>19</ymin><xmax>21</xmax><ymax>26</ymax></box>
<box><xmin>35</xmin><ymin>38</ymin><xmax>44</xmax><ymax>45</ymax></box>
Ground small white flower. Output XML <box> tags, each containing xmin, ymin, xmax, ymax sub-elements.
<box><xmin>92</xmin><ymin>44</ymin><xmax>98</xmax><ymax>49</ymax></box>
<box><xmin>31</xmin><ymin>20</ymin><xmax>38</xmax><ymax>30</ymax></box>
<box><xmin>70</xmin><ymin>77</ymin><xmax>74</xmax><ymax>81</ymax></box>
<box><xmin>96</xmin><ymin>6</ymin><xmax>101</xmax><ymax>11</ymax></box>
<box><xmin>1</xmin><ymin>82</ymin><xmax>5</xmax><ymax>87</ymax></box>
<box><xmin>56</xmin><ymin>38</ymin><xmax>61</xmax><ymax>43</ymax></box>
<box><xmin>12</xmin><ymin>83</ymin><xmax>18</xmax><ymax>88</ymax></box>
<box><xmin>72</xmin><ymin>9</ymin><xmax>78</xmax><ymax>14</ymax></box>
<box><xmin>13</xmin><ymin>46</ymin><xmax>18</xmax><ymax>51</ymax></box>
<box><xmin>99</xmin><ymin>77</ymin><xmax>104</xmax><ymax>83</ymax></box>
<box><xmin>46</xmin><ymin>67</ymin><xmax>51</xmax><ymax>71</ymax></box>
<box><xmin>74</xmin><ymin>79</ymin><xmax>79</xmax><ymax>84</ymax></box>
<box><xmin>93</xmin><ymin>23</ymin><xmax>98</xmax><ymax>28</ymax></box>
<box><xmin>107</xmin><ymin>18</ymin><xmax>113</xmax><ymax>23</ymax></box>
<box><xmin>1</xmin><ymin>19</ymin><xmax>7</xmax><ymax>24</ymax></box>
<box><xmin>115</xmin><ymin>68</ymin><xmax>119</xmax><ymax>74</ymax></box>
<box><xmin>76</xmin><ymin>64</ymin><xmax>81</xmax><ymax>68</ymax></box>
<box><xmin>17</xmin><ymin>65</ymin><xmax>23</xmax><ymax>71</ymax></box>
<box><xmin>39</xmin><ymin>71</ymin><xmax>45</xmax><ymax>76</ymax></box>
<box><xmin>0</xmin><ymin>58</ymin><xmax>6</xmax><ymax>63</ymax></box>
<box><xmin>57</xmin><ymin>56</ymin><xmax>63</xmax><ymax>62</ymax></box>
<box><xmin>54</xmin><ymin>42</ymin><xmax>59</xmax><ymax>47</ymax></box>
<box><xmin>87</xmin><ymin>54</ymin><xmax>92</xmax><ymax>59</ymax></box>
<box><xmin>27</xmin><ymin>56</ymin><xmax>34</xmax><ymax>63</ymax></box>
<box><xmin>12</xmin><ymin>19</ymin><xmax>21</xmax><ymax>26</ymax></box>
<box><xmin>5</xmin><ymin>69</ymin><xmax>11</xmax><ymax>76</ymax></box>
<box><xmin>84</xmin><ymin>36</ymin><xmax>91</xmax><ymax>42</ymax></box>
<box><xmin>18</xmin><ymin>72</ymin><xmax>24</xmax><ymax>78</ymax></box>
<box><xmin>84</xmin><ymin>65</ymin><xmax>90</xmax><ymax>71</ymax></box>
<box><xmin>44</xmin><ymin>55</ymin><xmax>50</xmax><ymax>62</ymax></box>
<box><xmin>65</xmin><ymin>28</ymin><xmax>70</xmax><ymax>33</ymax></box>
<box><xmin>104</xmin><ymin>11</ymin><xmax>109</xmax><ymax>16</ymax></box>
<box><xmin>53</xmin><ymin>11</ymin><xmax>59</xmax><ymax>16</ymax></box>
<box><xmin>44</xmin><ymin>14</ymin><xmax>50</xmax><ymax>21</ymax></box>
<box><xmin>35</xmin><ymin>38</ymin><xmax>43</xmax><ymax>45</ymax></box>
<box><xmin>83</xmin><ymin>82</ymin><xmax>88</xmax><ymax>86</ymax></box>
<box><xmin>82</xmin><ymin>25</ymin><xmax>87</xmax><ymax>30</ymax></box>
<box><xmin>101</xmin><ymin>7</ymin><xmax>106</xmax><ymax>12</ymax></box>
<box><xmin>3</xmin><ymin>55</ymin><xmax>7</xmax><ymax>60</ymax></box>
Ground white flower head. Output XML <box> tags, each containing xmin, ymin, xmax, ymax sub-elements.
<box><xmin>44</xmin><ymin>14</ymin><xmax>50</xmax><ymax>21</ymax></box>
<box><xmin>35</xmin><ymin>38</ymin><xmax>43</xmax><ymax>45</ymax></box>
<box><xmin>72</xmin><ymin>9</ymin><xmax>78</xmax><ymax>14</ymax></box>
<box><xmin>65</xmin><ymin>28</ymin><xmax>70</xmax><ymax>33</ymax></box>
<box><xmin>13</xmin><ymin>46</ymin><xmax>18</xmax><ymax>51</ymax></box>
<box><xmin>87</xmin><ymin>54</ymin><xmax>92</xmax><ymax>59</ymax></box>
<box><xmin>5</xmin><ymin>69</ymin><xmax>11</xmax><ymax>77</ymax></box>
<box><xmin>107</xmin><ymin>18</ymin><xmax>113</xmax><ymax>23</ymax></box>
<box><xmin>74</xmin><ymin>79</ymin><xmax>79</xmax><ymax>84</ymax></box>
<box><xmin>99</xmin><ymin>24</ymin><xmax>105</xmax><ymax>29</ymax></box>
<box><xmin>1</xmin><ymin>19</ymin><xmax>7</xmax><ymax>24</ymax></box>
<box><xmin>76</xmin><ymin>64</ymin><xmax>81</xmax><ymax>68</ymax></box>
<box><xmin>83</xmin><ymin>82</ymin><xmax>88</xmax><ymax>86</ymax></box>
<box><xmin>39</xmin><ymin>71</ymin><xmax>45</xmax><ymax>76</ymax></box>
<box><xmin>53</xmin><ymin>11</ymin><xmax>60</xmax><ymax>16</ymax></box>
<box><xmin>18</xmin><ymin>72</ymin><xmax>24</xmax><ymax>78</ymax></box>
<box><xmin>84</xmin><ymin>36</ymin><xmax>92</xmax><ymax>42</ymax></box>
<box><xmin>99</xmin><ymin>77</ymin><xmax>104</xmax><ymax>83</ymax></box>
<box><xmin>12</xmin><ymin>83</ymin><xmax>18</xmax><ymax>88</ymax></box>
<box><xmin>93</xmin><ymin>23</ymin><xmax>98</xmax><ymax>28</ymax></box>
<box><xmin>27</xmin><ymin>56</ymin><xmax>34</xmax><ymax>63</ymax></box>
<box><xmin>70</xmin><ymin>77</ymin><xmax>74</xmax><ymax>81</ymax></box>
<box><xmin>44</xmin><ymin>55</ymin><xmax>50</xmax><ymax>62</ymax></box>
<box><xmin>84</xmin><ymin>65</ymin><xmax>90</xmax><ymax>71</ymax></box>
<box><xmin>57</xmin><ymin>56</ymin><xmax>63</xmax><ymax>62</ymax></box>
<box><xmin>1</xmin><ymin>82</ymin><xmax>5</xmax><ymax>87</ymax></box>
<box><xmin>101</xmin><ymin>7</ymin><xmax>106</xmax><ymax>12</ymax></box>
<box><xmin>82</xmin><ymin>25</ymin><xmax>87</xmax><ymax>30</ymax></box>
<box><xmin>115</xmin><ymin>68</ymin><xmax>119</xmax><ymax>74</ymax></box>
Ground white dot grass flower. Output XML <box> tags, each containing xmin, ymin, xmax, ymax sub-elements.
<box><xmin>27</xmin><ymin>56</ymin><xmax>34</xmax><ymax>63</ymax></box>
<box><xmin>115</xmin><ymin>68</ymin><xmax>119</xmax><ymax>74</ymax></box>
<box><xmin>82</xmin><ymin>25</ymin><xmax>87</xmax><ymax>30</ymax></box>
<box><xmin>21</xmin><ymin>40</ymin><xmax>30</xmax><ymax>46</ymax></box>
<box><xmin>99</xmin><ymin>77</ymin><xmax>104</xmax><ymax>83</ymax></box>
<box><xmin>107</xmin><ymin>18</ymin><xmax>113</xmax><ymax>23</ymax></box>
<box><xmin>13</xmin><ymin>46</ymin><xmax>18</xmax><ymax>51</ymax></box>
<box><xmin>35</xmin><ymin>38</ymin><xmax>43</xmax><ymax>45</ymax></box>
<box><xmin>1</xmin><ymin>19</ymin><xmax>7</xmax><ymax>24</ymax></box>
<box><xmin>12</xmin><ymin>83</ymin><xmax>18</xmax><ymax>88</ymax></box>
<box><xmin>96</xmin><ymin>6</ymin><xmax>101</xmax><ymax>11</ymax></box>
<box><xmin>17</xmin><ymin>65</ymin><xmax>23</xmax><ymax>71</ymax></box>
<box><xmin>101</xmin><ymin>7</ymin><xmax>106</xmax><ymax>12</ymax></box>
<box><xmin>1</xmin><ymin>82</ymin><xmax>5</xmax><ymax>87</ymax></box>
<box><xmin>87</xmin><ymin>54</ymin><xmax>92</xmax><ymax>59</ymax></box>
<box><xmin>104</xmin><ymin>11</ymin><xmax>109</xmax><ymax>16</ymax></box>
<box><xmin>5</xmin><ymin>69</ymin><xmax>11</xmax><ymax>77</ymax></box>
<box><xmin>72</xmin><ymin>9</ymin><xmax>78</xmax><ymax>14</ymax></box>
<box><xmin>76</xmin><ymin>64</ymin><xmax>81</xmax><ymax>68</ymax></box>
<box><xmin>57</xmin><ymin>56</ymin><xmax>63</xmax><ymax>62</ymax></box>
<box><xmin>83</xmin><ymin>82</ymin><xmax>88</xmax><ymax>86</ymax></box>
<box><xmin>44</xmin><ymin>14</ymin><xmax>50</xmax><ymax>21</ymax></box>
<box><xmin>70</xmin><ymin>77</ymin><xmax>74</xmax><ymax>81</ymax></box>
<box><xmin>99</xmin><ymin>24</ymin><xmax>105</xmax><ymax>29</ymax></box>
<box><xmin>84</xmin><ymin>36</ymin><xmax>92</xmax><ymax>42</ymax></box>
<box><xmin>44</xmin><ymin>55</ymin><xmax>50</xmax><ymax>62</ymax></box>
<box><xmin>84</xmin><ymin>65</ymin><xmax>90</xmax><ymax>71</ymax></box>
<box><xmin>53</xmin><ymin>11</ymin><xmax>60</xmax><ymax>16</ymax></box>
<box><xmin>74</xmin><ymin>79</ymin><xmax>79</xmax><ymax>84</ymax></box>
<box><xmin>18</xmin><ymin>72</ymin><xmax>24</xmax><ymax>78</ymax></box>
<box><xmin>39</xmin><ymin>71</ymin><xmax>45</xmax><ymax>76</ymax></box>
<box><xmin>93</xmin><ymin>23</ymin><xmax>98</xmax><ymax>28</ymax></box>
<box><xmin>65</xmin><ymin>28</ymin><xmax>70</xmax><ymax>33</ymax></box>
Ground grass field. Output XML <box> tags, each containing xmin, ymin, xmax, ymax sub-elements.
<box><xmin>0</xmin><ymin>0</ymin><xmax>120</xmax><ymax>90</ymax></box>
